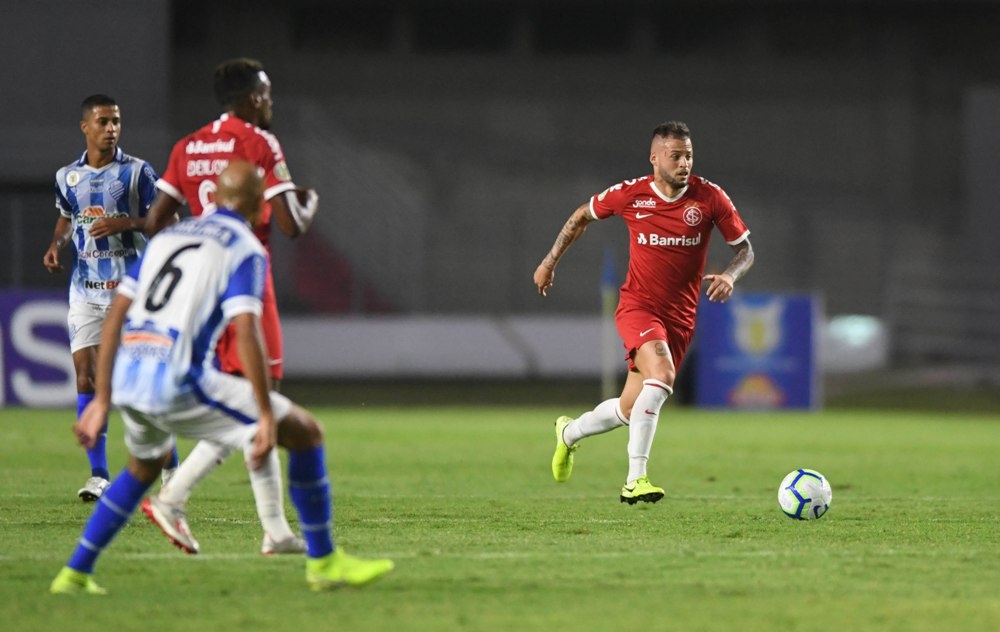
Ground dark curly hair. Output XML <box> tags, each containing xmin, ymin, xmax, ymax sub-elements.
<box><xmin>213</xmin><ymin>58</ymin><xmax>266</xmax><ymax>108</ymax></box>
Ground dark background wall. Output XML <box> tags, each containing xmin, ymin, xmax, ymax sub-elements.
<box><xmin>5</xmin><ymin>0</ymin><xmax>1000</xmax><ymax>366</ymax></box>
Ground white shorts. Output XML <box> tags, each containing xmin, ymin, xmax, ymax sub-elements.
<box><xmin>117</xmin><ymin>371</ymin><xmax>294</xmax><ymax>461</ymax></box>
<box><xmin>67</xmin><ymin>301</ymin><xmax>112</xmax><ymax>353</ymax></box>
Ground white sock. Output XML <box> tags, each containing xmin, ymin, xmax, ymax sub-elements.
<box><xmin>158</xmin><ymin>440</ymin><xmax>231</xmax><ymax>504</ymax></box>
<box><xmin>626</xmin><ymin>379</ymin><xmax>672</xmax><ymax>483</ymax></box>
<box><xmin>245</xmin><ymin>448</ymin><xmax>295</xmax><ymax>541</ymax></box>
<box><xmin>564</xmin><ymin>398</ymin><xmax>627</xmax><ymax>446</ymax></box>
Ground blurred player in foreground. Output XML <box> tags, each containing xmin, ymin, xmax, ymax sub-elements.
<box><xmin>45</xmin><ymin>94</ymin><xmax>178</xmax><ymax>502</ymax></box>
<box><xmin>141</xmin><ymin>57</ymin><xmax>319</xmax><ymax>555</ymax></box>
<box><xmin>50</xmin><ymin>161</ymin><xmax>393</xmax><ymax>595</ymax></box>
<box><xmin>533</xmin><ymin>121</ymin><xmax>754</xmax><ymax>504</ymax></box>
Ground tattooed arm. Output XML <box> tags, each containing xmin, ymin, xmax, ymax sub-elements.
<box><xmin>703</xmin><ymin>238</ymin><xmax>754</xmax><ymax>303</ymax></box>
<box><xmin>533</xmin><ymin>203</ymin><xmax>596</xmax><ymax>297</ymax></box>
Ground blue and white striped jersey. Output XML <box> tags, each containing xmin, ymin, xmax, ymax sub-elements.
<box><xmin>54</xmin><ymin>146</ymin><xmax>158</xmax><ymax>307</ymax></box>
<box><xmin>111</xmin><ymin>209</ymin><xmax>267</xmax><ymax>414</ymax></box>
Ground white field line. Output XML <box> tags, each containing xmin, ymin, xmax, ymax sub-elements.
<box><xmin>2</xmin><ymin>549</ymin><xmax>786</xmax><ymax>563</ymax></box>
<box><xmin>6</xmin><ymin>545</ymin><xmax>988</xmax><ymax>563</ymax></box>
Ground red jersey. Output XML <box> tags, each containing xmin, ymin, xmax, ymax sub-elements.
<box><xmin>156</xmin><ymin>113</ymin><xmax>296</xmax><ymax>250</ymax></box>
<box><xmin>590</xmin><ymin>174</ymin><xmax>750</xmax><ymax>329</ymax></box>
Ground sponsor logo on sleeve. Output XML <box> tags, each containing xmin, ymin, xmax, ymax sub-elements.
<box><xmin>274</xmin><ymin>161</ymin><xmax>292</xmax><ymax>182</ymax></box>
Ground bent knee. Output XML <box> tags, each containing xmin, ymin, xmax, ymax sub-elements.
<box><xmin>129</xmin><ymin>455</ymin><xmax>165</xmax><ymax>485</ymax></box>
<box><xmin>278</xmin><ymin>406</ymin><xmax>324</xmax><ymax>450</ymax></box>
<box><xmin>647</xmin><ymin>368</ymin><xmax>676</xmax><ymax>387</ymax></box>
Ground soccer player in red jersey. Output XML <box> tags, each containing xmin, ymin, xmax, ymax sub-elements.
<box><xmin>141</xmin><ymin>58</ymin><xmax>319</xmax><ymax>555</ymax></box>
<box><xmin>534</xmin><ymin>121</ymin><xmax>755</xmax><ymax>504</ymax></box>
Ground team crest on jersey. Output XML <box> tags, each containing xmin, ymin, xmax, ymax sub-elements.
<box><xmin>683</xmin><ymin>206</ymin><xmax>703</xmax><ymax>226</ymax></box>
<box><xmin>274</xmin><ymin>161</ymin><xmax>292</xmax><ymax>182</ymax></box>
<box><xmin>108</xmin><ymin>179</ymin><xmax>125</xmax><ymax>201</ymax></box>
<box><xmin>66</xmin><ymin>171</ymin><xmax>80</xmax><ymax>187</ymax></box>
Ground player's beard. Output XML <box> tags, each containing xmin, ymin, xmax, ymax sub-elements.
<box><xmin>665</xmin><ymin>172</ymin><xmax>689</xmax><ymax>189</ymax></box>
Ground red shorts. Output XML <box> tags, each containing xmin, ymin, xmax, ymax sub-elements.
<box><xmin>615</xmin><ymin>304</ymin><xmax>694</xmax><ymax>373</ymax></box>
<box><xmin>216</xmin><ymin>264</ymin><xmax>284</xmax><ymax>380</ymax></box>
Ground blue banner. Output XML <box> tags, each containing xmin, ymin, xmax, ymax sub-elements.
<box><xmin>694</xmin><ymin>293</ymin><xmax>820</xmax><ymax>409</ymax></box>
<box><xmin>0</xmin><ymin>291</ymin><xmax>75</xmax><ymax>407</ymax></box>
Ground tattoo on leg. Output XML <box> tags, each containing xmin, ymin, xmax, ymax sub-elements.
<box><xmin>654</xmin><ymin>342</ymin><xmax>668</xmax><ymax>357</ymax></box>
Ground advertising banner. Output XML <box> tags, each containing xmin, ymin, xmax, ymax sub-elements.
<box><xmin>695</xmin><ymin>293</ymin><xmax>820</xmax><ymax>409</ymax></box>
<box><xmin>0</xmin><ymin>291</ymin><xmax>75</xmax><ymax>407</ymax></box>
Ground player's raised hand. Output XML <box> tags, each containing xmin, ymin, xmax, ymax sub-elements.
<box><xmin>703</xmin><ymin>273</ymin><xmax>735</xmax><ymax>303</ymax></box>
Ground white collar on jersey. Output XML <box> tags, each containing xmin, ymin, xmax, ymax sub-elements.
<box><xmin>649</xmin><ymin>180</ymin><xmax>689</xmax><ymax>203</ymax></box>
<box><xmin>76</xmin><ymin>145</ymin><xmax>124</xmax><ymax>168</ymax></box>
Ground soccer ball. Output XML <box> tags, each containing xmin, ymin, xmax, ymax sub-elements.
<box><xmin>778</xmin><ymin>469</ymin><xmax>832</xmax><ymax>520</ymax></box>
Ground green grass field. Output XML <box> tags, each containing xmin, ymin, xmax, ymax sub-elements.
<box><xmin>1</xmin><ymin>403</ymin><xmax>998</xmax><ymax>631</ymax></box>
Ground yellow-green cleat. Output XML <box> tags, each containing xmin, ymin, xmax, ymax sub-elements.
<box><xmin>306</xmin><ymin>549</ymin><xmax>394</xmax><ymax>591</ymax></box>
<box><xmin>49</xmin><ymin>567</ymin><xmax>107</xmax><ymax>595</ymax></box>
<box><xmin>619</xmin><ymin>476</ymin><xmax>665</xmax><ymax>505</ymax></box>
<box><xmin>551</xmin><ymin>416</ymin><xmax>578</xmax><ymax>482</ymax></box>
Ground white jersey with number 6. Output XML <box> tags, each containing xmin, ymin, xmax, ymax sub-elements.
<box><xmin>111</xmin><ymin>209</ymin><xmax>266</xmax><ymax>414</ymax></box>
